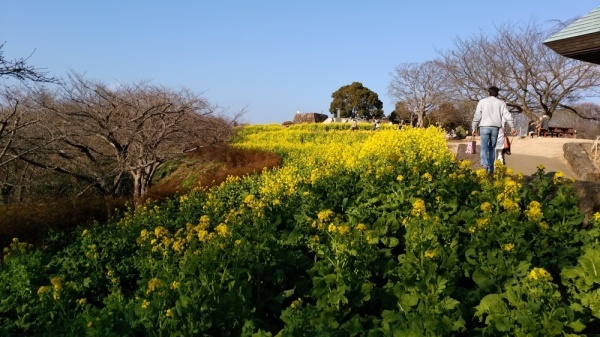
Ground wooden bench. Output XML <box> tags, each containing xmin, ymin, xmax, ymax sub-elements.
<box><xmin>547</xmin><ymin>127</ymin><xmax>577</xmax><ymax>138</ymax></box>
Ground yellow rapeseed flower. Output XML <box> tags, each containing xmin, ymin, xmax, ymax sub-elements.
<box><xmin>199</xmin><ymin>215</ymin><xmax>211</xmax><ymax>230</ymax></box>
<box><xmin>146</xmin><ymin>278</ymin><xmax>161</xmax><ymax>294</ymax></box>
<box><xmin>503</xmin><ymin>179</ymin><xmax>519</xmax><ymax>195</ymax></box>
<box><xmin>480</xmin><ymin>202</ymin><xmax>493</xmax><ymax>213</ymax></box>
<box><xmin>424</xmin><ymin>250</ymin><xmax>436</xmax><ymax>259</ymax></box>
<box><xmin>198</xmin><ymin>230</ymin><xmax>209</xmax><ymax>242</ymax></box>
<box><xmin>215</xmin><ymin>223</ymin><xmax>229</xmax><ymax>237</ymax></box>
<box><xmin>50</xmin><ymin>276</ymin><xmax>62</xmax><ymax>292</ymax></box>
<box><xmin>475</xmin><ymin>169</ymin><xmax>489</xmax><ymax>179</ymax></box>
<box><xmin>290</xmin><ymin>298</ymin><xmax>303</xmax><ymax>309</ymax></box>
<box><xmin>528</xmin><ymin>267</ymin><xmax>552</xmax><ymax>281</ymax></box>
<box><xmin>553</xmin><ymin>171</ymin><xmax>565</xmax><ymax>184</ymax></box>
<box><xmin>37</xmin><ymin>286</ymin><xmax>51</xmax><ymax>295</ymax></box>
<box><xmin>172</xmin><ymin>239</ymin><xmax>185</xmax><ymax>252</ymax></box>
<box><xmin>538</xmin><ymin>222</ymin><xmax>550</xmax><ymax>231</ymax></box>
<box><xmin>317</xmin><ymin>209</ymin><xmax>334</xmax><ymax>222</ymax></box>
<box><xmin>411</xmin><ymin>199</ymin><xmax>427</xmax><ymax>218</ymax></box>
<box><xmin>243</xmin><ymin>194</ymin><xmax>255</xmax><ymax>204</ymax></box>
<box><xmin>154</xmin><ymin>226</ymin><xmax>169</xmax><ymax>238</ymax></box>
<box><xmin>356</xmin><ymin>223</ymin><xmax>367</xmax><ymax>231</ymax></box>
<box><xmin>476</xmin><ymin>218</ymin><xmax>488</xmax><ymax>229</ymax></box>
<box><xmin>140</xmin><ymin>229</ymin><xmax>150</xmax><ymax>241</ymax></box>
<box><xmin>142</xmin><ymin>300</ymin><xmax>150</xmax><ymax>309</ymax></box>
<box><xmin>337</xmin><ymin>226</ymin><xmax>350</xmax><ymax>236</ymax></box>
<box><xmin>503</xmin><ymin>243</ymin><xmax>514</xmax><ymax>252</ymax></box>
<box><xmin>525</xmin><ymin>201</ymin><xmax>543</xmax><ymax>222</ymax></box>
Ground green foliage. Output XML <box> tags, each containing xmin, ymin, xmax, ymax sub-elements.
<box><xmin>455</xmin><ymin>125</ymin><xmax>466</xmax><ymax>139</ymax></box>
<box><xmin>1</xmin><ymin>125</ymin><xmax>599</xmax><ymax>336</ymax></box>
<box><xmin>329</xmin><ymin>82</ymin><xmax>384</xmax><ymax>119</ymax></box>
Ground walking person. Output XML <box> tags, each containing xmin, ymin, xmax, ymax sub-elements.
<box><xmin>495</xmin><ymin>128</ymin><xmax>505</xmax><ymax>166</ymax></box>
<box><xmin>472</xmin><ymin>86</ymin><xmax>516</xmax><ymax>174</ymax></box>
<box><xmin>350</xmin><ymin>118</ymin><xmax>358</xmax><ymax>131</ymax></box>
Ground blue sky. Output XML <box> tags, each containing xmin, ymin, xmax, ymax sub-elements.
<box><xmin>1</xmin><ymin>1</ymin><xmax>598</xmax><ymax>124</ymax></box>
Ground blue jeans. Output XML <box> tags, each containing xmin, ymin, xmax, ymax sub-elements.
<box><xmin>479</xmin><ymin>127</ymin><xmax>499</xmax><ymax>173</ymax></box>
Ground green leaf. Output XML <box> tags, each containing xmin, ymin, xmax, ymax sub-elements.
<box><xmin>567</xmin><ymin>320</ymin><xmax>587</xmax><ymax>332</ymax></box>
<box><xmin>399</xmin><ymin>293</ymin><xmax>419</xmax><ymax>309</ymax></box>
<box><xmin>493</xmin><ymin>316</ymin><xmax>512</xmax><ymax>332</ymax></box>
<box><xmin>324</xmin><ymin>274</ymin><xmax>337</xmax><ymax>284</ymax></box>
<box><xmin>282</xmin><ymin>287</ymin><xmax>295</xmax><ymax>298</ymax></box>
<box><xmin>465</xmin><ymin>248</ymin><xmax>476</xmax><ymax>265</ymax></box>
<box><xmin>474</xmin><ymin>294</ymin><xmax>506</xmax><ymax>318</ymax></box>
<box><xmin>388</xmin><ymin>237</ymin><xmax>399</xmax><ymax>248</ymax></box>
<box><xmin>472</xmin><ymin>269</ymin><xmax>492</xmax><ymax>288</ymax></box>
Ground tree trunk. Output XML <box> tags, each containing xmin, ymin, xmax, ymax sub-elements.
<box><xmin>132</xmin><ymin>171</ymin><xmax>146</xmax><ymax>208</ymax></box>
<box><xmin>131</xmin><ymin>162</ymin><xmax>160</xmax><ymax>208</ymax></box>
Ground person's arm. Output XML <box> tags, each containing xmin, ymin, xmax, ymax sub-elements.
<box><xmin>472</xmin><ymin>101</ymin><xmax>482</xmax><ymax>135</ymax></box>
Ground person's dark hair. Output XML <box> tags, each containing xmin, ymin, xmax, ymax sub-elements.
<box><xmin>488</xmin><ymin>86</ymin><xmax>500</xmax><ymax>97</ymax></box>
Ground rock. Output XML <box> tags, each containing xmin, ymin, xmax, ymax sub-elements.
<box><xmin>573</xmin><ymin>180</ymin><xmax>600</xmax><ymax>216</ymax></box>
<box><xmin>563</xmin><ymin>143</ymin><xmax>600</xmax><ymax>181</ymax></box>
<box><xmin>293</xmin><ymin>112</ymin><xmax>329</xmax><ymax>124</ymax></box>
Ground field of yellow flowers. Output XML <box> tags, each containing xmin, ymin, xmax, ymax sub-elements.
<box><xmin>1</xmin><ymin>124</ymin><xmax>600</xmax><ymax>336</ymax></box>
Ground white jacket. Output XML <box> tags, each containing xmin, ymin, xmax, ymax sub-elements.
<box><xmin>472</xmin><ymin>96</ymin><xmax>515</xmax><ymax>131</ymax></box>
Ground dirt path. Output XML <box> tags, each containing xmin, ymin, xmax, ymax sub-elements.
<box><xmin>448</xmin><ymin>136</ymin><xmax>597</xmax><ymax>179</ymax></box>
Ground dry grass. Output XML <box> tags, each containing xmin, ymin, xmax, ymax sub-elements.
<box><xmin>0</xmin><ymin>196</ymin><xmax>128</xmax><ymax>249</ymax></box>
<box><xmin>145</xmin><ymin>144</ymin><xmax>281</xmax><ymax>202</ymax></box>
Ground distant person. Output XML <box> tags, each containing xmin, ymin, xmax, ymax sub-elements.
<box><xmin>472</xmin><ymin>86</ymin><xmax>516</xmax><ymax>174</ymax></box>
<box><xmin>527</xmin><ymin>121</ymin><xmax>536</xmax><ymax>138</ymax></box>
<box><xmin>537</xmin><ymin>114</ymin><xmax>550</xmax><ymax>137</ymax></box>
<box><xmin>350</xmin><ymin>118</ymin><xmax>358</xmax><ymax>131</ymax></box>
<box><xmin>495</xmin><ymin>128</ymin><xmax>511</xmax><ymax>166</ymax></box>
<box><xmin>397</xmin><ymin>120</ymin><xmax>404</xmax><ymax>130</ymax></box>
<box><xmin>372</xmin><ymin>119</ymin><xmax>380</xmax><ymax>130</ymax></box>
<box><xmin>455</xmin><ymin>125</ymin><xmax>467</xmax><ymax>139</ymax></box>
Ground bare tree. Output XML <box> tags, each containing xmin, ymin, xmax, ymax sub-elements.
<box><xmin>0</xmin><ymin>43</ymin><xmax>59</xmax><ymax>85</ymax></box>
<box><xmin>0</xmin><ymin>88</ymin><xmax>59</xmax><ymax>203</ymax></box>
<box><xmin>551</xmin><ymin>103</ymin><xmax>600</xmax><ymax>138</ymax></box>
<box><xmin>438</xmin><ymin>20</ymin><xmax>600</xmax><ymax>122</ymax></box>
<box><xmin>388</xmin><ymin>61</ymin><xmax>447</xmax><ymax>127</ymax></box>
<box><xmin>428</xmin><ymin>101</ymin><xmax>475</xmax><ymax>129</ymax></box>
<box><xmin>21</xmin><ymin>74</ymin><xmax>239</xmax><ymax>205</ymax></box>
<box><xmin>0</xmin><ymin>43</ymin><xmax>61</xmax><ymax>203</ymax></box>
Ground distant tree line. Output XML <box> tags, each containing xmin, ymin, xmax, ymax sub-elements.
<box><xmin>387</xmin><ymin>19</ymin><xmax>600</xmax><ymax>133</ymax></box>
<box><xmin>330</xmin><ymin>18</ymin><xmax>600</xmax><ymax>135</ymax></box>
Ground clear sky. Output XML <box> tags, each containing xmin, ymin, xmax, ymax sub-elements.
<box><xmin>1</xmin><ymin>1</ymin><xmax>598</xmax><ymax>124</ymax></box>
